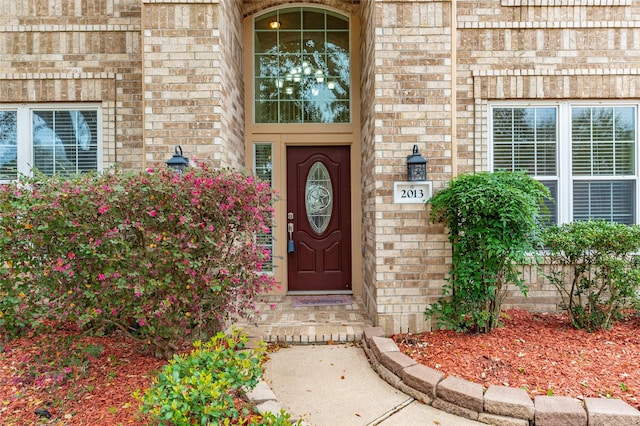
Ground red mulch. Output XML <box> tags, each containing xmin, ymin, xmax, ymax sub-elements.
<box><xmin>393</xmin><ymin>309</ymin><xmax>640</xmax><ymax>409</ymax></box>
<box><xmin>0</xmin><ymin>323</ymin><xmax>167</xmax><ymax>425</ymax></box>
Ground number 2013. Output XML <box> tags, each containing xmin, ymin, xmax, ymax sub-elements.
<box><xmin>401</xmin><ymin>188</ymin><xmax>424</xmax><ymax>199</ymax></box>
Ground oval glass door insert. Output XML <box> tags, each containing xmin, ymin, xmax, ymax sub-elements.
<box><xmin>305</xmin><ymin>162</ymin><xmax>333</xmax><ymax>233</ymax></box>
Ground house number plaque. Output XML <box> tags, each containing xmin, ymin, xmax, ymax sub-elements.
<box><xmin>393</xmin><ymin>181</ymin><xmax>432</xmax><ymax>204</ymax></box>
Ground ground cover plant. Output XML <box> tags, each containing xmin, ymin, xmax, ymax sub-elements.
<box><xmin>0</xmin><ymin>164</ymin><xmax>276</xmax><ymax>358</ymax></box>
<box><xmin>138</xmin><ymin>328</ymin><xmax>298</xmax><ymax>425</ymax></box>
<box><xmin>426</xmin><ymin>171</ymin><xmax>550</xmax><ymax>333</ymax></box>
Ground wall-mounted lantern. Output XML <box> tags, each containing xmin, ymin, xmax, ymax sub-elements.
<box><xmin>166</xmin><ymin>145</ymin><xmax>189</xmax><ymax>173</ymax></box>
<box><xmin>406</xmin><ymin>144</ymin><xmax>427</xmax><ymax>181</ymax></box>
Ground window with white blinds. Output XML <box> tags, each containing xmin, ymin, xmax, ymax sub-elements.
<box><xmin>254</xmin><ymin>143</ymin><xmax>274</xmax><ymax>272</ymax></box>
<box><xmin>0</xmin><ymin>105</ymin><xmax>101</xmax><ymax>181</ymax></box>
<box><xmin>490</xmin><ymin>103</ymin><xmax>638</xmax><ymax>225</ymax></box>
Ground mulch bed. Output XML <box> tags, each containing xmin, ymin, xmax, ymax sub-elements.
<box><xmin>393</xmin><ymin>309</ymin><xmax>640</xmax><ymax>409</ymax></box>
<box><xmin>0</xmin><ymin>323</ymin><xmax>166</xmax><ymax>425</ymax></box>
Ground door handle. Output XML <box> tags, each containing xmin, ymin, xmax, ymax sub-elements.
<box><xmin>287</xmin><ymin>222</ymin><xmax>295</xmax><ymax>253</ymax></box>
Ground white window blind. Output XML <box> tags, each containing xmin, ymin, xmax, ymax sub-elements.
<box><xmin>33</xmin><ymin>110</ymin><xmax>98</xmax><ymax>176</ymax></box>
<box><xmin>492</xmin><ymin>107</ymin><xmax>558</xmax><ymax>224</ymax></box>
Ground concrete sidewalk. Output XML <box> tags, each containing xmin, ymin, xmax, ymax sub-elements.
<box><xmin>263</xmin><ymin>344</ymin><xmax>482</xmax><ymax>426</ymax></box>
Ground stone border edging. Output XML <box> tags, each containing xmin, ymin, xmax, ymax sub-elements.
<box><xmin>361</xmin><ymin>326</ymin><xmax>640</xmax><ymax>426</ymax></box>
<box><xmin>245</xmin><ymin>379</ymin><xmax>312</xmax><ymax>425</ymax></box>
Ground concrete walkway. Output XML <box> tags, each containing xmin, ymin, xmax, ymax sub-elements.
<box><xmin>236</xmin><ymin>296</ymin><xmax>480</xmax><ymax>424</ymax></box>
<box><xmin>263</xmin><ymin>344</ymin><xmax>482</xmax><ymax>426</ymax></box>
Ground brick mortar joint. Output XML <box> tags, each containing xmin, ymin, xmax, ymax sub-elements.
<box><xmin>472</xmin><ymin>68</ymin><xmax>640</xmax><ymax>77</ymax></box>
<box><xmin>365</xmin><ymin>328</ymin><xmax>640</xmax><ymax>425</ymax></box>
<box><xmin>0</xmin><ymin>72</ymin><xmax>119</xmax><ymax>80</ymax></box>
<box><xmin>0</xmin><ymin>25</ymin><xmax>140</xmax><ymax>32</ymax></box>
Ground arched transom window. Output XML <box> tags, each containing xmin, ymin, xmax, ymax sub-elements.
<box><xmin>254</xmin><ymin>7</ymin><xmax>350</xmax><ymax>124</ymax></box>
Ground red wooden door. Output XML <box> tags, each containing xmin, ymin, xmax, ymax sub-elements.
<box><xmin>287</xmin><ymin>146</ymin><xmax>352</xmax><ymax>292</ymax></box>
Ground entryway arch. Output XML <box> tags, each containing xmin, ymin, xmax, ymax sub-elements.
<box><xmin>243</xmin><ymin>4</ymin><xmax>362</xmax><ymax>295</ymax></box>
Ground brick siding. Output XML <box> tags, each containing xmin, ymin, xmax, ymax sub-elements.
<box><xmin>2</xmin><ymin>0</ymin><xmax>639</xmax><ymax>335</ymax></box>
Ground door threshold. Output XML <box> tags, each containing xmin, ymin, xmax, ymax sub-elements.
<box><xmin>287</xmin><ymin>290</ymin><xmax>353</xmax><ymax>295</ymax></box>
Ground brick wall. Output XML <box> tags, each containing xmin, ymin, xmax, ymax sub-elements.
<box><xmin>3</xmin><ymin>0</ymin><xmax>640</xmax><ymax>335</ymax></box>
<box><xmin>366</xmin><ymin>0</ymin><xmax>454</xmax><ymax>333</ymax></box>
<box><xmin>0</xmin><ymin>0</ymin><xmax>143</xmax><ymax>170</ymax></box>
<box><xmin>360</xmin><ymin>0</ymin><xmax>379</xmax><ymax>329</ymax></box>
<box><xmin>458</xmin><ymin>0</ymin><xmax>640</xmax><ymax>314</ymax></box>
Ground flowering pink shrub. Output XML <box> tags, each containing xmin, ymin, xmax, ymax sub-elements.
<box><xmin>0</xmin><ymin>165</ymin><xmax>275</xmax><ymax>357</ymax></box>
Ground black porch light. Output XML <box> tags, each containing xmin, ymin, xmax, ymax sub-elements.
<box><xmin>406</xmin><ymin>144</ymin><xmax>427</xmax><ymax>181</ymax></box>
<box><xmin>166</xmin><ymin>145</ymin><xmax>189</xmax><ymax>172</ymax></box>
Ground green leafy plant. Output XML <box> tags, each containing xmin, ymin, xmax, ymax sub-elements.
<box><xmin>0</xmin><ymin>165</ymin><xmax>276</xmax><ymax>357</ymax></box>
<box><xmin>426</xmin><ymin>171</ymin><xmax>550</xmax><ymax>333</ymax></box>
<box><xmin>542</xmin><ymin>220</ymin><xmax>640</xmax><ymax>331</ymax></box>
<box><xmin>138</xmin><ymin>329</ymin><xmax>299</xmax><ymax>425</ymax></box>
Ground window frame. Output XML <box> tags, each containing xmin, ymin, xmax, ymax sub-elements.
<box><xmin>488</xmin><ymin>101</ymin><xmax>639</xmax><ymax>225</ymax></box>
<box><xmin>252</xmin><ymin>6</ymin><xmax>352</xmax><ymax>125</ymax></box>
<box><xmin>0</xmin><ymin>103</ymin><xmax>103</xmax><ymax>183</ymax></box>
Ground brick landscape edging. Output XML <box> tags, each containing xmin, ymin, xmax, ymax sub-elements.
<box><xmin>361</xmin><ymin>327</ymin><xmax>640</xmax><ymax>426</ymax></box>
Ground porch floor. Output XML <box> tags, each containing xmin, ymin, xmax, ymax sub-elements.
<box><xmin>231</xmin><ymin>295</ymin><xmax>373</xmax><ymax>344</ymax></box>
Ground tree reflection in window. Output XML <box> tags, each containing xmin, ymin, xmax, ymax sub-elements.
<box><xmin>0</xmin><ymin>110</ymin><xmax>18</xmax><ymax>180</ymax></box>
<box><xmin>254</xmin><ymin>7</ymin><xmax>350</xmax><ymax>124</ymax></box>
<box><xmin>0</xmin><ymin>108</ymin><xmax>98</xmax><ymax>180</ymax></box>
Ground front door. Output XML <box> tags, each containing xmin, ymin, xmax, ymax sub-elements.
<box><xmin>287</xmin><ymin>146</ymin><xmax>352</xmax><ymax>292</ymax></box>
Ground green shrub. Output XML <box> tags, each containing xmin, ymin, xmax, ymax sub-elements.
<box><xmin>426</xmin><ymin>171</ymin><xmax>550</xmax><ymax>333</ymax></box>
<box><xmin>0</xmin><ymin>165</ymin><xmax>276</xmax><ymax>357</ymax></box>
<box><xmin>138</xmin><ymin>328</ymin><xmax>299</xmax><ymax>425</ymax></box>
<box><xmin>542</xmin><ymin>220</ymin><xmax>640</xmax><ymax>331</ymax></box>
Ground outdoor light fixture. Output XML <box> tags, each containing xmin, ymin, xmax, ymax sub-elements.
<box><xmin>406</xmin><ymin>144</ymin><xmax>427</xmax><ymax>181</ymax></box>
<box><xmin>166</xmin><ymin>145</ymin><xmax>189</xmax><ymax>172</ymax></box>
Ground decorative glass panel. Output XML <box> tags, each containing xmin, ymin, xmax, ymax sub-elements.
<box><xmin>305</xmin><ymin>162</ymin><xmax>332</xmax><ymax>233</ymax></box>
<box><xmin>254</xmin><ymin>7</ymin><xmax>350</xmax><ymax>123</ymax></box>
<box><xmin>0</xmin><ymin>110</ymin><xmax>18</xmax><ymax>180</ymax></box>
